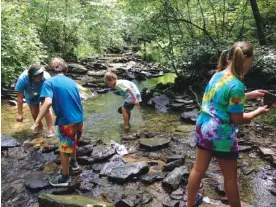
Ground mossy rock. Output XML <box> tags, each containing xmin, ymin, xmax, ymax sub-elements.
<box><xmin>39</xmin><ymin>194</ymin><xmax>113</xmax><ymax>207</ymax></box>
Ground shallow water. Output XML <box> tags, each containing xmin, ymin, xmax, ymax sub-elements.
<box><xmin>1</xmin><ymin>73</ymin><xmax>178</xmax><ymax>143</ymax></box>
<box><xmin>1</xmin><ymin>73</ymin><xmax>275</xmax><ymax>206</ymax></box>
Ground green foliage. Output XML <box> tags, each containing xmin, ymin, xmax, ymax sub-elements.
<box><xmin>1</xmin><ymin>0</ymin><xmax>126</xmax><ymax>85</ymax></box>
<box><xmin>1</xmin><ymin>1</ymin><xmax>46</xmax><ymax>85</ymax></box>
<box><xmin>120</xmin><ymin>0</ymin><xmax>276</xmax><ymax>77</ymax></box>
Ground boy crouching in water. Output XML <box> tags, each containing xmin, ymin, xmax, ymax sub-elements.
<box><xmin>31</xmin><ymin>58</ymin><xmax>83</xmax><ymax>187</ymax></box>
<box><xmin>104</xmin><ymin>72</ymin><xmax>142</xmax><ymax>130</ymax></box>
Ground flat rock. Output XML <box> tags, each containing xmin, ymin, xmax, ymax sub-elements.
<box><xmin>239</xmin><ymin>145</ymin><xmax>253</xmax><ymax>152</ymax></box>
<box><xmin>1</xmin><ymin>135</ymin><xmax>20</xmax><ymax>148</ymax></box>
<box><xmin>25</xmin><ymin>172</ymin><xmax>51</xmax><ymax>192</ymax></box>
<box><xmin>140</xmin><ymin>138</ymin><xmax>171</xmax><ymax>150</ymax></box>
<box><xmin>259</xmin><ymin>147</ymin><xmax>274</xmax><ymax>156</ymax></box>
<box><xmin>39</xmin><ymin>194</ymin><xmax>113</xmax><ymax>207</ymax></box>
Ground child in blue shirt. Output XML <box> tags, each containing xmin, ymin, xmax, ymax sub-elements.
<box><xmin>31</xmin><ymin>58</ymin><xmax>84</xmax><ymax>187</ymax></box>
<box><xmin>15</xmin><ymin>65</ymin><xmax>54</xmax><ymax>137</ymax></box>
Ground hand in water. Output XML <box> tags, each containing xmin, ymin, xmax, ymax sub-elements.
<box><xmin>16</xmin><ymin>114</ymin><xmax>23</xmax><ymax>122</ymax></box>
<box><xmin>134</xmin><ymin>99</ymin><xmax>140</xmax><ymax>108</ymax></box>
<box><xmin>30</xmin><ymin>122</ymin><xmax>40</xmax><ymax>133</ymax></box>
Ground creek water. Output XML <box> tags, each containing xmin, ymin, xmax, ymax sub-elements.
<box><xmin>1</xmin><ymin>72</ymin><xmax>275</xmax><ymax>207</ymax></box>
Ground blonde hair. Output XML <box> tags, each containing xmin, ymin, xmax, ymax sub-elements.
<box><xmin>48</xmin><ymin>57</ymin><xmax>68</xmax><ymax>73</ymax></box>
<box><xmin>104</xmin><ymin>72</ymin><xmax>117</xmax><ymax>83</ymax></box>
<box><xmin>217</xmin><ymin>42</ymin><xmax>254</xmax><ymax>80</ymax></box>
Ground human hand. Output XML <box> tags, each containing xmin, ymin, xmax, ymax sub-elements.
<box><xmin>247</xmin><ymin>90</ymin><xmax>268</xmax><ymax>100</ymax></box>
<box><xmin>30</xmin><ymin>122</ymin><xmax>40</xmax><ymax>133</ymax></box>
<box><xmin>134</xmin><ymin>99</ymin><xmax>140</xmax><ymax>108</ymax></box>
<box><xmin>16</xmin><ymin>114</ymin><xmax>23</xmax><ymax>122</ymax></box>
<box><xmin>256</xmin><ymin>105</ymin><xmax>270</xmax><ymax>115</ymax></box>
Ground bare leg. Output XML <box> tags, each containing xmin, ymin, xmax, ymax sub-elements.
<box><xmin>122</xmin><ymin>107</ymin><xmax>130</xmax><ymax>129</ymax></box>
<box><xmin>187</xmin><ymin>148</ymin><xmax>212</xmax><ymax>207</ymax></box>
<box><xmin>29</xmin><ymin>104</ymin><xmax>43</xmax><ymax>129</ymax></box>
<box><xmin>44</xmin><ymin>108</ymin><xmax>54</xmax><ymax>133</ymax></box>
<box><xmin>217</xmin><ymin>159</ymin><xmax>241</xmax><ymax>207</ymax></box>
<box><xmin>60</xmin><ymin>152</ymin><xmax>70</xmax><ymax>176</ymax></box>
<box><xmin>71</xmin><ymin>150</ymin><xmax>77</xmax><ymax>161</ymax></box>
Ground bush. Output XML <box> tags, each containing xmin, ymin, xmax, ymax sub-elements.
<box><xmin>1</xmin><ymin>2</ymin><xmax>46</xmax><ymax>85</ymax></box>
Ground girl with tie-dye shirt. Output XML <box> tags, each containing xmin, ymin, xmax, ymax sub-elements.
<box><xmin>186</xmin><ymin>42</ymin><xmax>271</xmax><ymax>207</ymax></box>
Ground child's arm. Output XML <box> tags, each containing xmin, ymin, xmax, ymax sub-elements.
<box><xmin>245</xmin><ymin>89</ymin><xmax>267</xmax><ymax>100</ymax></box>
<box><xmin>30</xmin><ymin>97</ymin><xmax>52</xmax><ymax>131</ymax></box>
<box><xmin>16</xmin><ymin>92</ymin><xmax>24</xmax><ymax>122</ymax></box>
<box><xmin>230</xmin><ymin>105</ymin><xmax>270</xmax><ymax>125</ymax></box>
<box><xmin>127</xmin><ymin>88</ymin><xmax>140</xmax><ymax>108</ymax></box>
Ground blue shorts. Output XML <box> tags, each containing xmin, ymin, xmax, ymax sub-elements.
<box><xmin>123</xmin><ymin>102</ymin><xmax>135</xmax><ymax>111</ymax></box>
<box><xmin>118</xmin><ymin>102</ymin><xmax>135</xmax><ymax>114</ymax></box>
<box><xmin>26</xmin><ymin>97</ymin><xmax>41</xmax><ymax>105</ymax></box>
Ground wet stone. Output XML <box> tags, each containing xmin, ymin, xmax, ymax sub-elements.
<box><xmin>140</xmin><ymin>172</ymin><xmax>166</xmax><ymax>184</ymax></box>
<box><xmin>259</xmin><ymin>147</ymin><xmax>274</xmax><ymax>156</ymax></box>
<box><xmin>100</xmin><ymin>160</ymin><xmax>125</xmax><ymax>176</ymax></box>
<box><xmin>25</xmin><ymin>172</ymin><xmax>51</xmax><ymax>192</ymax></box>
<box><xmin>39</xmin><ymin>194</ymin><xmax>113</xmax><ymax>207</ymax></box>
<box><xmin>140</xmin><ymin>138</ymin><xmax>171</xmax><ymax>150</ymax></box>
<box><xmin>67</xmin><ymin>63</ymin><xmax>88</xmax><ymax>74</ymax></box>
<box><xmin>215</xmin><ymin>183</ymin><xmax>225</xmax><ymax>196</ymax></box>
<box><xmin>166</xmin><ymin>155</ymin><xmax>186</xmax><ymax>163</ymax></box>
<box><xmin>1</xmin><ymin>135</ymin><xmax>20</xmax><ymax>149</ymax></box>
<box><xmin>162</xmin><ymin>166</ymin><xmax>188</xmax><ymax>191</ymax></box>
<box><xmin>180</xmin><ymin>110</ymin><xmax>199</xmax><ymax>123</ymax></box>
<box><xmin>163</xmin><ymin>159</ymin><xmax>184</xmax><ymax>172</ymax></box>
<box><xmin>7</xmin><ymin>147</ymin><xmax>28</xmax><ymax>159</ymax></box>
<box><xmin>90</xmin><ymin>162</ymin><xmax>107</xmax><ymax>172</ymax></box>
<box><xmin>76</xmin><ymin>144</ymin><xmax>93</xmax><ymax>157</ymax></box>
<box><xmin>79</xmin><ymin>182</ymin><xmax>94</xmax><ymax>193</ymax></box>
<box><xmin>170</xmin><ymin>188</ymin><xmax>184</xmax><ymax>200</ymax></box>
<box><xmin>78</xmin><ymin>145</ymin><xmax>116</xmax><ymax>164</ymax></box>
<box><xmin>239</xmin><ymin>145</ymin><xmax>253</xmax><ymax>152</ymax></box>
<box><xmin>103</xmin><ymin>161</ymin><xmax>149</xmax><ymax>183</ymax></box>
<box><xmin>242</xmin><ymin>166</ymin><xmax>255</xmax><ymax>175</ymax></box>
<box><xmin>162</xmin><ymin>198</ymin><xmax>180</xmax><ymax>207</ymax></box>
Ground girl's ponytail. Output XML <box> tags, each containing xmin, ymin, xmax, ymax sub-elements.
<box><xmin>231</xmin><ymin>47</ymin><xmax>244</xmax><ymax>80</ymax></box>
<box><xmin>217</xmin><ymin>50</ymin><xmax>228</xmax><ymax>72</ymax></box>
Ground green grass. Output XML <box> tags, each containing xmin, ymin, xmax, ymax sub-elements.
<box><xmin>255</xmin><ymin>109</ymin><xmax>276</xmax><ymax>127</ymax></box>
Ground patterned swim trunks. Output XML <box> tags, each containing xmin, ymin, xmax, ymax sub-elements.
<box><xmin>58</xmin><ymin>122</ymin><xmax>83</xmax><ymax>153</ymax></box>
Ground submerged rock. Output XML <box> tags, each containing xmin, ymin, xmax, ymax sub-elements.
<box><xmin>39</xmin><ymin>194</ymin><xmax>113</xmax><ymax>207</ymax></box>
<box><xmin>140</xmin><ymin>138</ymin><xmax>171</xmax><ymax>150</ymax></box>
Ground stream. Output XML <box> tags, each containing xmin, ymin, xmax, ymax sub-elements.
<box><xmin>1</xmin><ymin>65</ymin><xmax>275</xmax><ymax>206</ymax></box>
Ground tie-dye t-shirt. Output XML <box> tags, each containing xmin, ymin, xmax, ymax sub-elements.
<box><xmin>195</xmin><ymin>72</ymin><xmax>245</xmax><ymax>152</ymax></box>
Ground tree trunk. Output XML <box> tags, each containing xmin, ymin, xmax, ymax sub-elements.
<box><xmin>249</xmin><ymin>0</ymin><xmax>266</xmax><ymax>45</ymax></box>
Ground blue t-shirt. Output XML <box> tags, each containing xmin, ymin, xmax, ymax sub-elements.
<box><xmin>40</xmin><ymin>74</ymin><xmax>84</xmax><ymax>126</ymax></box>
<box><xmin>15</xmin><ymin>70</ymin><xmax>51</xmax><ymax>104</ymax></box>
